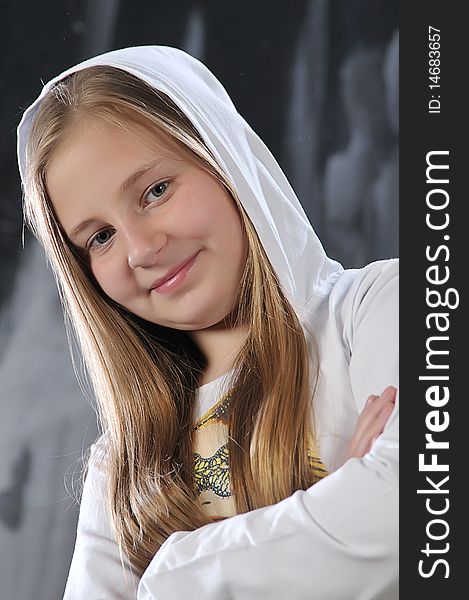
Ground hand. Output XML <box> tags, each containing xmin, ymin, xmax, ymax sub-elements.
<box><xmin>343</xmin><ymin>386</ymin><xmax>397</xmax><ymax>463</ymax></box>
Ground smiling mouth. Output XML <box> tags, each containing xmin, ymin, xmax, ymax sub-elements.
<box><xmin>150</xmin><ymin>252</ymin><xmax>199</xmax><ymax>294</ymax></box>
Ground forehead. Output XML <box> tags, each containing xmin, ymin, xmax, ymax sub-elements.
<box><xmin>51</xmin><ymin>115</ymin><xmax>185</xmax><ymax>167</ymax></box>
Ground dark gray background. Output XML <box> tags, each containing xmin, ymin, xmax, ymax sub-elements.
<box><xmin>0</xmin><ymin>1</ymin><xmax>398</xmax><ymax>598</ymax></box>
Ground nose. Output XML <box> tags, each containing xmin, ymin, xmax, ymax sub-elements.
<box><xmin>125</xmin><ymin>222</ymin><xmax>167</xmax><ymax>270</ymax></box>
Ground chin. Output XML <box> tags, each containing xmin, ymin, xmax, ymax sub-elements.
<box><xmin>163</xmin><ymin>309</ymin><xmax>235</xmax><ymax>332</ymax></box>
<box><xmin>141</xmin><ymin>294</ymin><xmax>238</xmax><ymax>331</ymax></box>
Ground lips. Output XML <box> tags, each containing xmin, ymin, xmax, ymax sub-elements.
<box><xmin>150</xmin><ymin>252</ymin><xmax>199</xmax><ymax>291</ymax></box>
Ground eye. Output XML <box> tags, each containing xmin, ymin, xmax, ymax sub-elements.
<box><xmin>88</xmin><ymin>228</ymin><xmax>115</xmax><ymax>251</ymax></box>
<box><xmin>145</xmin><ymin>180</ymin><xmax>170</xmax><ymax>204</ymax></box>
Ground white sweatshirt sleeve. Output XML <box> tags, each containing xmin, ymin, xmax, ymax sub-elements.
<box><xmin>137</xmin><ymin>260</ymin><xmax>399</xmax><ymax>600</ymax></box>
<box><xmin>63</xmin><ymin>439</ymin><xmax>139</xmax><ymax>600</ymax></box>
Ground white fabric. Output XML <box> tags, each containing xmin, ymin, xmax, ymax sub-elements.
<box><xmin>194</xmin><ymin>368</ymin><xmax>236</xmax><ymax>422</ymax></box>
<box><xmin>17</xmin><ymin>46</ymin><xmax>399</xmax><ymax>600</ymax></box>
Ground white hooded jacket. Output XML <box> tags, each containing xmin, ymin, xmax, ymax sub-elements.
<box><xmin>17</xmin><ymin>46</ymin><xmax>399</xmax><ymax>600</ymax></box>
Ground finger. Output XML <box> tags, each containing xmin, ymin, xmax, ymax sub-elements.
<box><xmin>350</xmin><ymin>389</ymin><xmax>397</xmax><ymax>459</ymax></box>
<box><xmin>357</xmin><ymin>392</ymin><xmax>391</xmax><ymax>432</ymax></box>
<box><xmin>363</xmin><ymin>387</ymin><xmax>396</xmax><ymax>419</ymax></box>
<box><xmin>375</xmin><ymin>387</ymin><xmax>396</xmax><ymax>410</ymax></box>
<box><xmin>363</xmin><ymin>388</ymin><xmax>395</xmax><ymax>413</ymax></box>
<box><xmin>367</xmin><ymin>401</ymin><xmax>395</xmax><ymax>440</ymax></box>
<box><xmin>378</xmin><ymin>400</ymin><xmax>395</xmax><ymax>421</ymax></box>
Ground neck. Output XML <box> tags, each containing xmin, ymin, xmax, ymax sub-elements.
<box><xmin>189</xmin><ymin>320</ymin><xmax>249</xmax><ymax>386</ymax></box>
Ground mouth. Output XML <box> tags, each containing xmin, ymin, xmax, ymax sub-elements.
<box><xmin>150</xmin><ymin>251</ymin><xmax>199</xmax><ymax>295</ymax></box>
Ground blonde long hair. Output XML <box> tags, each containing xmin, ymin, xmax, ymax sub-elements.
<box><xmin>23</xmin><ymin>66</ymin><xmax>320</xmax><ymax>575</ymax></box>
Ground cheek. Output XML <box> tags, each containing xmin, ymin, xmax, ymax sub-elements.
<box><xmin>90</xmin><ymin>258</ymin><xmax>130</xmax><ymax>303</ymax></box>
<box><xmin>170</xmin><ymin>193</ymin><xmax>214</xmax><ymax>238</ymax></box>
<box><xmin>178</xmin><ymin>185</ymin><xmax>244</xmax><ymax>249</ymax></box>
<box><xmin>212</xmin><ymin>201</ymin><xmax>246</xmax><ymax>262</ymax></box>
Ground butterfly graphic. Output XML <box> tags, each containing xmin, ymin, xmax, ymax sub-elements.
<box><xmin>193</xmin><ymin>443</ymin><xmax>231</xmax><ymax>498</ymax></box>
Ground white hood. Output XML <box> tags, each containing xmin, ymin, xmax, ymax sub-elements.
<box><xmin>17</xmin><ymin>45</ymin><xmax>342</xmax><ymax>322</ymax></box>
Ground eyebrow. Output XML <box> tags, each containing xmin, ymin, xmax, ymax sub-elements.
<box><xmin>68</xmin><ymin>159</ymin><xmax>165</xmax><ymax>244</ymax></box>
<box><xmin>120</xmin><ymin>158</ymin><xmax>165</xmax><ymax>193</ymax></box>
<box><xmin>69</xmin><ymin>218</ymin><xmax>101</xmax><ymax>245</ymax></box>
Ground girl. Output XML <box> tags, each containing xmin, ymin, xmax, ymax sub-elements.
<box><xmin>17</xmin><ymin>46</ymin><xmax>398</xmax><ymax>599</ymax></box>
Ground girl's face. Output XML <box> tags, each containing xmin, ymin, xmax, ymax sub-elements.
<box><xmin>46</xmin><ymin>119</ymin><xmax>247</xmax><ymax>331</ymax></box>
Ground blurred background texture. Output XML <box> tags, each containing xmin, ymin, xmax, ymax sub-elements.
<box><xmin>0</xmin><ymin>1</ymin><xmax>398</xmax><ymax>598</ymax></box>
